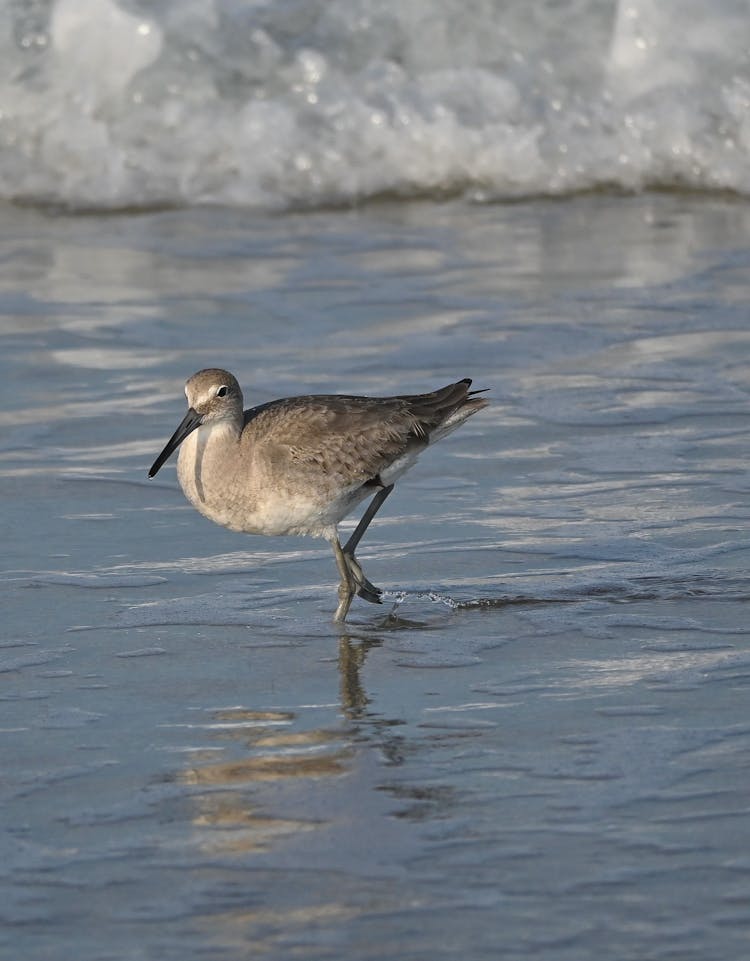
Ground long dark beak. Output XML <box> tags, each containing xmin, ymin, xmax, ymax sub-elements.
<box><xmin>148</xmin><ymin>408</ymin><xmax>203</xmax><ymax>478</ymax></box>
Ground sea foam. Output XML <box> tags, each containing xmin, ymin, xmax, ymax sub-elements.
<box><xmin>2</xmin><ymin>0</ymin><xmax>748</xmax><ymax>210</ymax></box>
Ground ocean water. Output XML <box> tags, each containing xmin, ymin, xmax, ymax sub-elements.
<box><xmin>2</xmin><ymin>1</ymin><xmax>750</xmax><ymax>958</ymax></box>
<box><xmin>2</xmin><ymin>192</ymin><xmax>750</xmax><ymax>960</ymax></box>
<box><xmin>3</xmin><ymin>0</ymin><xmax>750</xmax><ymax>208</ymax></box>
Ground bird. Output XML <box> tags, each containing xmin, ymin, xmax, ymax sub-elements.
<box><xmin>148</xmin><ymin>369</ymin><xmax>488</xmax><ymax>622</ymax></box>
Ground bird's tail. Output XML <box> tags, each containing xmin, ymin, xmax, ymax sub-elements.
<box><xmin>404</xmin><ymin>378</ymin><xmax>489</xmax><ymax>443</ymax></box>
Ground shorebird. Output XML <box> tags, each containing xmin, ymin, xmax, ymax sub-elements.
<box><xmin>148</xmin><ymin>369</ymin><xmax>488</xmax><ymax>621</ymax></box>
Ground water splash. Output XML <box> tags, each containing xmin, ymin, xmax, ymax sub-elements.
<box><xmin>2</xmin><ymin>0</ymin><xmax>749</xmax><ymax>209</ymax></box>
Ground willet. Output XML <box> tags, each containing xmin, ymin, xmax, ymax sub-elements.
<box><xmin>149</xmin><ymin>369</ymin><xmax>488</xmax><ymax>622</ymax></box>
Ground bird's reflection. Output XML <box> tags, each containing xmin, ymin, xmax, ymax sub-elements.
<box><xmin>337</xmin><ymin>629</ymin><xmax>409</xmax><ymax>770</ymax></box>
<box><xmin>337</xmin><ymin>632</ymin><xmax>381</xmax><ymax>718</ymax></box>
<box><xmin>173</xmin><ymin>629</ymin><xmax>400</xmax><ymax>856</ymax></box>
<box><xmin>173</xmin><ymin>622</ymin><xmax>461</xmax><ymax>953</ymax></box>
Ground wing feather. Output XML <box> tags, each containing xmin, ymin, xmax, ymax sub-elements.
<box><xmin>243</xmin><ymin>380</ymin><xmax>484</xmax><ymax>490</ymax></box>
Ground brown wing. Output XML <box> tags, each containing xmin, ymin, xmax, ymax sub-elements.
<box><xmin>244</xmin><ymin>380</ymin><xmax>478</xmax><ymax>489</ymax></box>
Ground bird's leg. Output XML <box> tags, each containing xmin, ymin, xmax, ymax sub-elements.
<box><xmin>331</xmin><ymin>534</ymin><xmax>355</xmax><ymax>623</ymax></box>
<box><xmin>343</xmin><ymin>484</ymin><xmax>394</xmax><ymax>556</ymax></box>
<box><xmin>343</xmin><ymin>484</ymin><xmax>394</xmax><ymax>605</ymax></box>
<box><xmin>331</xmin><ymin>484</ymin><xmax>393</xmax><ymax>622</ymax></box>
<box><xmin>330</xmin><ymin>484</ymin><xmax>394</xmax><ymax>621</ymax></box>
<box><xmin>331</xmin><ymin>533</ymin><xmax>381</xmax><ymax>621</ymax></box>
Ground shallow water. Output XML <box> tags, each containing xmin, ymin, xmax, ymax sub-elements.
<box><xmin>2</xmin><ymin>193</ymin><xmax>750</xmax><ymax>960</ymax></box>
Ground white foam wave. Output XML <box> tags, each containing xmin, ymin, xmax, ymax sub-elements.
<box><xmin>2</xmin><ymin>0</ymin><xmax>749</xmax><ymax>209</ymax></box>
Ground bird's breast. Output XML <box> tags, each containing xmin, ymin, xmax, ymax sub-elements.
<box><xmin>175</xmin><ymin>422</ymin><xmax>254</xmax><ymax>530</ymax></box>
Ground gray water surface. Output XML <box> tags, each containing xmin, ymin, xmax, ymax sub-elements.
<box><xmin>2</xmin><ymin>195</ymin><xmax>750</xmax><ymax>960</ymax></box>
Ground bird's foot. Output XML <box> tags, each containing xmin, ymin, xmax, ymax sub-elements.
<box><xmin>343</xmin><ymin>551</ymin><xmax>382</xmax><ymax>605</ymax></box>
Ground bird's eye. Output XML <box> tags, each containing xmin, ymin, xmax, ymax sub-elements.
<box><xmin>216</xmin><ymin>385</ymin><xmax>228</xmax><ymax>398</ymax></box>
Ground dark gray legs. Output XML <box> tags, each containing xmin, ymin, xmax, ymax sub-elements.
<box><xmin>332</xmin><ymin>485</ymin><xmax>394</xmax><ymax>622</ymax></box>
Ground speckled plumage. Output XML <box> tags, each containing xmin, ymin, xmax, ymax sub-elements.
<box><xmin>149</xmin><ymin>368</ymin><xmax>488</xmax><ymax>621</ymax></box>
